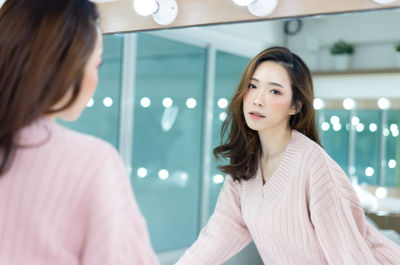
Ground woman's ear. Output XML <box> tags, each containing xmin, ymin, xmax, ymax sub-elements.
<box><xmin>290</xmin><ymin>101</ymin><xmax>302</xmax><ymax>115</ymax></box>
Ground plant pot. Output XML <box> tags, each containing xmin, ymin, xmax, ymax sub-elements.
<box><xmin>396</xmin><ymin>52</ymin><xmax>400</xmax><ymax>68</ymax></box>
<box><xmin>333</xmin><ymin>54</ymin><xmax>351</xmax><ymax>71</ymax></box>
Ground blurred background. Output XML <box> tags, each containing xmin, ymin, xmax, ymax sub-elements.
<box><xmin>60</xmin><ymin>7</ymin><xmax>400</xmax><ymax>265</ymax></box>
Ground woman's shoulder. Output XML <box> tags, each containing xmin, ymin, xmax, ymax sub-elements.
<box><xmin>27</xmin><ymin>118</ymin><xmax>121</xmax><ymax>163</ymax></box>
<box><xmin>292</xmin><ymin>130</ymin><xmax>344</xmax><ymax>175</ymax></box>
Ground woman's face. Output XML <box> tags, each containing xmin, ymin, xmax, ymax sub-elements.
<box><xmin>243</xmin><ymin>61</ymin><xmax>296</xmax><ymax>134</ymax></box>
<box><xmin>55</xmin><ymin>29</ymin><xmax>103</xmax><ymax>121</ymax></box>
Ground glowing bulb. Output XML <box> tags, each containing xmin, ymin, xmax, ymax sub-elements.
<box><xmin>213</xmin><ymin>174</ymin><xmax>225</xmax><ymax>184</ymax></box>
<box><xmin>333</xmin><ymin>123</ymin><xmax>342</xmax><ymax>132</ymax></box>
<box><xmin>343</xmin><ymin>98</ymin><xmax>355</xmax><ymax>110</ymax></box>
<box><xmin>162</xmin><ymin>97</ymin><xmax>173</xmax><ymax>108</ymax></box>
<box><xmin>103</xmin><ymin>97</ymin><xmax>113</xmax><ymax>107</ymax></box>
<box><xmin>140</xmin><ymin>97</ymin><xmax>151</xmax><ymax>108</ymax></box>
<box><xmin>383</xmin><ymin>128</ymin><xmax>390</xmax><ymax>137</ymax></box>
<box><xmin>86</xmin><ymin>98</ymin><xmax>94</xmax><ymax>107</ymax></box>
<box><xmin>365</xmin><ymin>167</ymin><xmax>374</xmax><ymax>177</ymax></box>
<box><xmin>356</xmin><ymin>123</ymin><xmax>364</xmax><ymax>132</ymax></box>
<box><xmin>219</xmin><ymin>112</ymin><xmax>227</xmax><ymax>121</ymax></box>
<box><xmin>313</xmin><ymin>98</ymin><xmax>325</xmax><ymax>110</ymax></box>
<box><xmin>133</xmin><ymin>0</ymin><xmax>158</xmax><ymax>16</ymax></box>
<box><xmin>377</xmin><ymin>97</ymin><xmax>391</xmax><ymax>110</ymax></box>
<box><xmin>137</xmin><ymin>167</ymin><xmax>148</xmax><ymax>178</ymax></box>
<box><xmin>321</xmin><ymin>122</ymin><xmax>330</xmax><ymax>131</ymax></box>
<box><xmin>330</xmin><ymin>115</ymin><xmax>340</xmax><ymax>125</ymax></box>
<box><xmin>351</xmin><ymin>116</ymin><xmax>360</xmax><ymax>126</ymax></box>
<box><xmin>373</xmin><ymin>0</ymin><xmax>396</xmax><ymax>5</ymax></box>
<box><xmin>232</xmin><ymin>0</ymin><xmax>256</xmax><ymax>6</ymax></box>
<box><xmin>180</xmin><ymin>172</ymin><xmax>188</xmax><ymax>182</ymax></box>
<box><xmin>388</xmin><ymin>159</ymin><xmax>397</xmax><ymax>169</ymax></box>
<box><xmin>186</xmin><ymin>98</ymin><xmax>197</xmax><ymax>109</ymax></box>
<box><xmin>369</xmin><ymin>123</ymin><xmax>377</xmax><ymax>132</ymax></box>
<box><xmin>158</xmin><ymin>169</ymin><xmax>169</xmax><ymax>180</ymax></box>
<box><xmin>217</xmin><ymin>98</ymin><xmax>229</xmax><ymax>109</ymax></box>
<box><xmin>375</xmin><ymin>187</ymin><xmax>388</xmax><ymax>199</ymax></box>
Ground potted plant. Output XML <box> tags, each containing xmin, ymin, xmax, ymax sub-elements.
<box><xmin>395</xmin><ymin>42</ymin><xmax>400</xmax><ymax>67</ymax></box>
<box><xmin>330</xmin><ymin>40</ymin><xmax>354</xmax><ymax>71</ymax></box>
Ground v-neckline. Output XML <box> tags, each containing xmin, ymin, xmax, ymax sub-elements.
<box><xmin>255</xmin><ymin>130</ymin><xmax>302</xmax><ymax>203</ymax></box>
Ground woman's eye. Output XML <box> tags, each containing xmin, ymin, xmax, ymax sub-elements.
<box><xmin>270</xmin><ymin>89</ymin><xmax>281</xmax><ymax>95</ymax></box>
<box><xmin>248</xmin><ymin>83</ymin><xmax>256</xmax><ymax>89</ymax></box>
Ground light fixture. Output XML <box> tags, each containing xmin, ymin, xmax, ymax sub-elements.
<box><xmin>313</xmin><ymin>98</ymin><xmax>325</xmax><ymax>110</ymax></box>
<box><xmin>232</xmin><ymin>0</ymin><xmax>278</xmax><ymax>17</ymax></box>
<box><xmin>377</xmin><ymin>97</ymin><xmax>391</xmax><ymax>110</ymax></box>
<box><xmin>372</xmin><ymin>0</ymin><xmax>396</xmax><ymax>5</ymax></box>
<box><xmin>342</xmin><ymin>98</ymin><xmax>356</xmax><ymax>110</ymax></box>
<box><xmin>0</xmin><ymin>0</ymin><xmax>5</xmax><ymax>8</ymax></box>
<box><xmin>133</xmin><ymin>0</ymin><xmax>178</xmax><ymax>25</ymax></box>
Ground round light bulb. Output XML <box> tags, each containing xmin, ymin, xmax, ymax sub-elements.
<box><xmin>377</xmin><ymin>97</ymin><xmax>391</xmax><ymax>110</ymax></box>
<box><xmin>248</xmin><ymin>0</ymin><xmax>278</xmax><ymax>17</ymax></box>
<box><xmin>152</xmin><ymin>0</ymin><xmax>178</xmax><ymax>25</ymax></box>
<box><xmin>162</xmin><ymin>97</ymin><xmax>173</xmax><ymax>108</ymax></box>
<box><xmin>140</xmin><ymin>97</ymin><xmax>151</xmax><ymax>108</ymax></box>
<box><xmin>313</xmin><ymin>98</ymin><xmax>325</xmax><ymax>110</ymax></box>
<box><xmin>343</xmin><ymin>98</ymin><xmax>355</xmax><ymax>110</ymax></box>
<box><xmin>375</xmin><ymin>187</ymin><xmax>388</xmax><ymax>199</ymax></box>
<box><xmin>133</xmin><ymin>0</ymin><xmax>158</xmax><ymax>16</ymax></box>
<box><xmin>369</xmin><ymin>123</ymin><xmax>377</xmax><ymax>132</ymax></box>
<box><xmin>233</xmin><ymin>0</ymin><xmax>256</xmax><ymax>6</ymax></box>
<box><xmin>373</xmin><ymin>0</ymin><xmax>396</xmax><ymax>4</ymax></box>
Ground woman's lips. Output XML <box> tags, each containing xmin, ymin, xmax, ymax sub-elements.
<box><xmin>249</xmin><ymin>111</ymin><xmax>265</xmax><ymax>119</ymax></box>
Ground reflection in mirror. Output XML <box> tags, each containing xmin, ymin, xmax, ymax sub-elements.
<box><xmin>63</xmin><ymin>7</ymin><xmax>400</xmax><ymax>264</ymax></box>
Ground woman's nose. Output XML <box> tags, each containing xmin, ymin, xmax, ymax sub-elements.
<box><xmin>253</xmin><ymin>90</ymin><xmax>263</xmax><ymax>107</ymax></box>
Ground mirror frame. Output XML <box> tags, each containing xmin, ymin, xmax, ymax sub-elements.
<box><xmin>97</xmin><ymin>0</ymin><xmax>400</xmax><ymax>34</ymax></box>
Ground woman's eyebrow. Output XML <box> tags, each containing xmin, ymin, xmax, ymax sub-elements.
<box><xmin>268</xmin><ymin>82</ymin><xmax>285</xmax><ymax>89</ymax></box>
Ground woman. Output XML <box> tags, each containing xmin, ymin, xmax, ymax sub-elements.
<box><xmin>0</xmin><ymin>1</ymin><xmax>159</xmax><ymax>264</ymax></box>
<box><xmin>176</xmin><ymin>47</ymin><xmax>400</xmax><ymax>264</ymax></box>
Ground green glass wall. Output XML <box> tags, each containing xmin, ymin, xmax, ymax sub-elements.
<box><xmin>131</xmin><ymin>33</ymin><xmax>207</xmax><ymax>252</ymax></box>
<box><xmin>209</xmin><ymin>51</ymin><xmax>250</xmax><ymax>215</ymax></box>
<box><xmin>62</xmin><ymin>33</ymin><xmax>400</xmax><ymax>256</ymax></box>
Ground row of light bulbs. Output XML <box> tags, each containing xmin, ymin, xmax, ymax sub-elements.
<box><xmin>313</xmin><ymin>97</ymin><xmax>393</xmax><ymax>110</ymax></box>
<box><xmin>132</xmin><ymin>0</ymin><xmax>279</xmax><ymax>25</ymax></box>
<box><xmin>130</xmin><ymin>0</ymin><xmax>395</xmax><ymax>25</ymax></box>
<box><xmin>136</xmin><ymin>167</ymin><xmax>226</xmax><ymax>184</ymax></box>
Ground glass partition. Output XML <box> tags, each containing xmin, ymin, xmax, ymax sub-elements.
<box><xmin>209</xmin><ymin>51</ymin><xmax>250</xmax><ymax>215</ymax></box>
<box><xmin>318</xmin><ymin>109</ymin><xmax>349</xmax><ymax>173</ymax></box>
<box><xmin>385</xmin><ymin>110</ymin><xmax>400</xmax><ymax>187</ymax></box>
<box><xmin>61</xmin><ymin>32</ymin><xmax>400</xmax><ymax>257</ymax></box>
<box><xmin>354</xmin><ymin>110</ymin><xmax>380</xmax><ymax>185</ymax></box>
<box><xmin>131</xmin><ymin>33</ymin><xmax>207</xmax><ymax>252</ymax></box>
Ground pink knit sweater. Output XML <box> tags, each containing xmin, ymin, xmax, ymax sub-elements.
<box><xmin>176</xmin><ymin>130</ymin><xmax>400</xmax><ymax>265</ymax></box>
<box><xmin>0</xmin><ymin>118</ymin><xmax>159</xmax><ymax>265</ymax></box>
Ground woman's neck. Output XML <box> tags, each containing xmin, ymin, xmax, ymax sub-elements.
<box><xmin>258</xmin><ymin>127</ymin><xmax>292</xmax><ymax>162</ymax></box>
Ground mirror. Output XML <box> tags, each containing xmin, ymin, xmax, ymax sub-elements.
<box><xmin>65</xmin><ymin>6</ymin><xmax>400</xmax><ymax>264</ymax></box>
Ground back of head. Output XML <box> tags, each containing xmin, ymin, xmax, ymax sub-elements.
<box><xmin>0</xmin><ymin>0</ymin><xmax>99</xmax><ymax>175</ymax></box>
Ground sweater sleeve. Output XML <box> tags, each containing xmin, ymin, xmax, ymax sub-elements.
<box><xmin>309</xmin><ymin>158</ymin><xmax>400</xmax><ymax>265</ymax></box>
<box><xmin>80</xmin><ymin>144</ymin><xmax>159</xmax><ymax>265</ymax></box>
<box><xmin>176</xmin><ymin>176</ymin><xmax>252</xmax><ymax>265</ymax></box>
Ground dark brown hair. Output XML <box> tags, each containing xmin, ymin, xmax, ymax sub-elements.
<box><xmin>214</xmin><ymin>46</ymin><xmax>320</xmax><ymax>181</ymax></box>
<box><xmin>0</xmin><ymin>0</ymin><xmax>99</xmax><ymax>176</ymax></box>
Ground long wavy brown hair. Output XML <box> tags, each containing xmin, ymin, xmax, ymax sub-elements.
<box><xmin>0</xmin><ymin>0</ymin><xmax>99</xmax><ymax>176</ymax></box>
<box><xmin>214</xmin><ymin>46</ymin><xmax>320</xmax><ymax>181</ymax></box>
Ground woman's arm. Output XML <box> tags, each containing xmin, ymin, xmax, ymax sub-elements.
<box><xmin>176</xmin><ymin>176</ymin><xmax>252</xmax><ymax>265</ymax></box>
<box><xmin>309</xmin><ymin>165</ymin><xmax>400</xmax><ymax>265</ymax></box>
